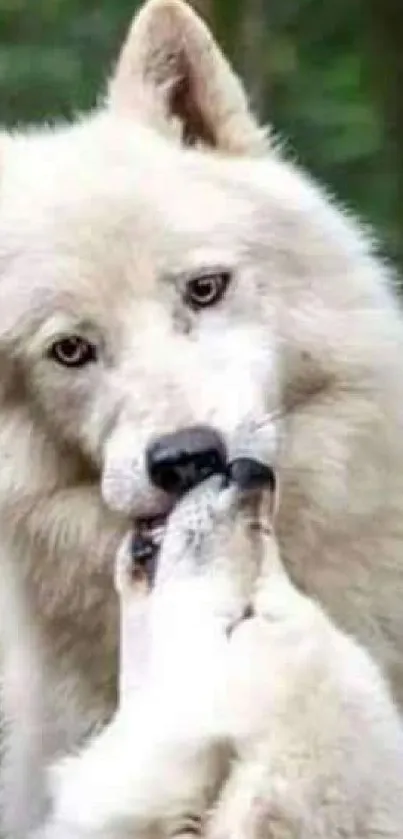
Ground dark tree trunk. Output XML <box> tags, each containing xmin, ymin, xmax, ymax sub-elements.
<box><xmin>193</xmin><ymin>0</ymin><xmax>267</xmax><ymax>116</ymax></box>
<box><xmin>365</xmin><ymin>0</ymin><xmax>403</xmax><ymax>264</ymax></box>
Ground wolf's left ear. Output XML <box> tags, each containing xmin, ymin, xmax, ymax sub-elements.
<box><xmin>107</xmin><ymin>0</ymin><xmax>267</xmax><ymax>154</ymax></box>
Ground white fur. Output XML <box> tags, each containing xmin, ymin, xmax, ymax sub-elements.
<box><xmin>1</xmin><ymin>0</ymin><xmax>403</xmax><ymax>835</ymax></box>
<box><xmin>44</xmin><ymin>484</ymin><xmax>403</xmax><ymax>839</ymax></box>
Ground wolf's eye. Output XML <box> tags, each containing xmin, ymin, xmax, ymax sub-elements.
<box><xmin>49</xmin><ymin>336</ymin><xmax>97</xmax><ymax>368</ymax></box>
<box><xmin>184</xmin><ymin>271</ymin><xmax>231</xmax><ymax>310</ymax></box>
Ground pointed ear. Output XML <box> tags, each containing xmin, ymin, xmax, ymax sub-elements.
<box><xmin>107</xmin><ymin>0</ymin><xmax>267</xmax><ymax>154</ymax></box>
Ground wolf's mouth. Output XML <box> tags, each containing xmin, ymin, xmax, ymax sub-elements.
<box><xmin>130</xmin><ymin>458</ymin><xmax>276</xmax><ymax>580</ymax></box>
<box><xmin>130</xmin><ymin>514</ymin><xmax>168</xmax><ymax>580</ymax></box>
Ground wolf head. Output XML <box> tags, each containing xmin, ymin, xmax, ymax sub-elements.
<box><xmin>0</xmin><ymin>0</ymin><xmax>400</xmax><ymax>539</ymax></box>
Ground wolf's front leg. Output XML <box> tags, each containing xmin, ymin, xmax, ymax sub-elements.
<box><xmin>210</xmin><ymin>514</ymin><xmax>403</xmax><ymax>839</ymax></box>
<box><xmin>38</xmin><ymin>707</ymin><xmax>226</xmax><ymax>839</ymax></box>
<box><xmin>36</xmin><ymin>493</ymin><xmax>235</xmax><ymax>839</ymax></box>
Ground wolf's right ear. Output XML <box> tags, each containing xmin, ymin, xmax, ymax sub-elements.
<box><xmin>107</xmin><ymin>0</ymin><xmax>267</xmax><ymax>155</ymax></box>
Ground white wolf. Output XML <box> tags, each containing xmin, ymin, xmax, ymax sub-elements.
<box><xmin>1</xmin><ymin>0</ymin><xmax>403</xmax><ymax>834</ymax></box>
<box><xmin>46</xmin><ymin>474</ymin><xmax>403</xmax><ymax>838</ymax></box>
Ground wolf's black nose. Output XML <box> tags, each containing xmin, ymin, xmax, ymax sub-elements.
<box><xmin>228</xmin><ymin>457</ymin><xmax>276</xmax><ymax>493</ymax></box>
<box><xmin>146</xmin><ymin>425</ymin><xmax>227</xmax><ymax>495</ymax></box>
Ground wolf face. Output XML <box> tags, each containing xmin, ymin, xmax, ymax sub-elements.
<box><xmin>1</xmin><ymin>0</ymin><xmax>397</xmax><ymax>538</ymax></box>
<box><xmin>0</xmin><ymin>0</ymin><xmax>402</xmax><ymax>689</ymax></box>
<box><xmin>0</xmin><ymin>117</ymin><xmax>280</xmax><ymax>520</ymax></box>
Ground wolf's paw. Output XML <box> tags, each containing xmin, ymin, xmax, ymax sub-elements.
<box><xmin>208</xmin><ymin>759</ymin><xmax>302</xmax><ymax>839</ymax></box>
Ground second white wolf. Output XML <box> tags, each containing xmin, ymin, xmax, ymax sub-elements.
<box><xmin>45</xmin><ymin>473</ymin><xmax>403</xmax><ymax>839</ymax></box>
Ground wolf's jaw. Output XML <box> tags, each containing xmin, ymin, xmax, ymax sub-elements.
<box><xmin>136</xmin><ymin>514</ymin><xmax>168</xmax><ymax>544</ymax></box>
<box><xmin>131</xmin><ymin>514</ymin><xmax>169</xmax><ymax>574</ymax></box>
<box><xmin>131</xmin><ymin>456</ymin><xmax>276</xmax><ymax>570</ymax></box>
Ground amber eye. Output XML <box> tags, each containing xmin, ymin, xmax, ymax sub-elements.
<box><xmin>49</xmin><ymin>336</ymin><xmax>97</xmax><ymax>368</ymax></box>
<box><xmin>184</xmin><ymin>271</ymin><xmax>231</xmax><ymax>310</ymax></box>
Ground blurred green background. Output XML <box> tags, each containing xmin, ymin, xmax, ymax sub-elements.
<box><xmin>0</xmin><ymin>0</ymin><xmax>401</xmax><ymax>264</ymax></box>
